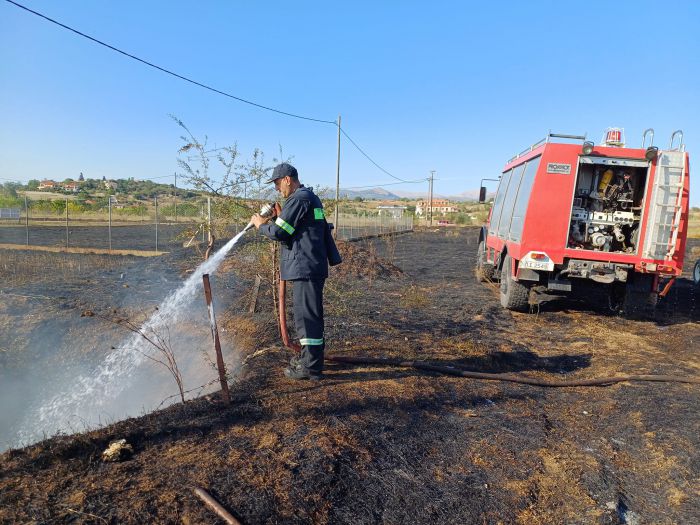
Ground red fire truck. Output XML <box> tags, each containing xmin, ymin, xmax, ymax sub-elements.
<box><xmin>476</xmin><ymin>128</ymin><xmax>690</xmax><ymax>316</ymax></box>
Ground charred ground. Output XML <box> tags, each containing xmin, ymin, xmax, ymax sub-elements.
<box><xmin>1</xmin><ymin>228</ymin><xmax>699</xmax><ymax>524</ymax></box>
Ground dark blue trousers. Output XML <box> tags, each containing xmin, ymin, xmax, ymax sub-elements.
<box><xmin>292</xmin><ymin>278</ymin><xmax>325</xmax><ymax>373</ymax></box>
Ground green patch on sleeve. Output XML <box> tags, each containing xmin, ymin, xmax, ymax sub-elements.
<box><xmin>275</xmin><ymin>217</ymin><xmax>295</xmax><ymax>235</ymax></box>
<box><xmin>314</xmin><ymin>208</ymin><xmax>325</xmax><ymax>220</ymax></box>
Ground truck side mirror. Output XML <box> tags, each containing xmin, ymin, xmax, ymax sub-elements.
<box><xmin>479</xmin><ymin>186</ymin><xmax>487</xmax><ymax>203</ymax></box>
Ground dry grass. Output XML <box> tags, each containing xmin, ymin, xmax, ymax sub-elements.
<box><xmin>0</xmin><ymin>243</ymin><xmax>164</xmax><ymax>257</ymax></box>
<box><xmin>515</xmin><ymin>448</ymin><xmax>603</xmax><ymax>524</ymax></box>
<box><xmin>332</xmin><ymin>240</ymin><xmax>403</xmax><ymax>282</ymax></box>
<box><xmin>0</xmin><ymin>250</ymin><xmax>127</xmax><ymax>287</ymax></box>
<box><xmin>219</xmin><ymin>238</ymin><xmax>275</xmax><ymax>282</ymax></box>
<box><xmin>399</xmin><ymin>285</ymin><xmax>431</xmax><ymax>309</ymax></box>
<box><xmin>324</xmin><ymin>281</ymin><xmax>365</xmax><ymax>321</ymax></box>
<box><xmin>220</xmin><ymin>313</ymin><xmax>277</xmax><ymax>355</ymax></box>
<box><xmin>688</xmin><ymin>211</ymin><xmax>700</xmax><ymax>238</ymax></box>
<box><xmin>2</xmin><ymin>228</ymin><xmax>698</xmax><ymax>524</ymax></box>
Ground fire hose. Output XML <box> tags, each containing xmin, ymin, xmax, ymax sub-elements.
<box><xmin>276</xmin><ymin>280</ymin><xmax>700</xmax><ymax>388</ymax></box>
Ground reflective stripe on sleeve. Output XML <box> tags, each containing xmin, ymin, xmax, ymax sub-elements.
<box><xmin>300</xmin><ymin>337</ymin><xmax>324</xmax><ymax>346</ymax></box>
<box><xmin>314</xmin><ymin>208</ymin><xmax>325</xmax><ymax>220</ymax></box>
<box><xmin>275</xmin><ymin>217</ymin><xmax>295</xmax><ymax>235</ymax></box>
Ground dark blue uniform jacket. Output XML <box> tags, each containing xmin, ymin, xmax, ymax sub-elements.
<box><xmin>259</xmin><ymin>186</ymin><xmax>329</xmax><ymax>281</ymax></box>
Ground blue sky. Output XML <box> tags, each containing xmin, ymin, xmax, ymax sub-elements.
<box><xmin>1</xmin><ymin>1</ymin><xmax>698</xmax><ymax>203</ymax></box>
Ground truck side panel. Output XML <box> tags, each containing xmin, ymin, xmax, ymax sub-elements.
<box><xmin>518</xmin><ymin>144</ymin><xmax>578</xmax><ymax>264</ymax></box>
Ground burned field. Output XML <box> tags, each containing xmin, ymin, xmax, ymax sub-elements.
<box><xmin>1</xmin><ymin>228</ymin><xmax>699</xmax><ymax>524</ymax></box>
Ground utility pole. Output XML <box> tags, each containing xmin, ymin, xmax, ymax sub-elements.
<box><xmin>334</xmin><ymin>114</ymin><xmax>341</xmax><ymax>238</ymax></box>
<box><xmin>174</xmin><ymin>172</ymin><xmax>178</xmax><ymax>225</ymax></box>
<box><xmin>428</xmin><ymin>171</ymin><xmax>435</xmax><ymax>226</ymax></box>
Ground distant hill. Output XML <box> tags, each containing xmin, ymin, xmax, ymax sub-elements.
<box><xmin>339</xmin><ymin>187</ymin><xmax>401</xmax><ymax>200</ymax></box>
<box><xmin>338</xmin><ymin>187</ymin><xmax>494</xmax><ymax>202</ymax></box>
<box><xmin>391</xmin><ymin>190</ymin><xmax>430</xmax><ymax>200</ymax></box>
<box><xmin>392</xmin><ymin>190</ymin><xmax>475</xmax><ymax>201</ymax></box>
<box><xmin>448</xmin><ymin>190</ymin><xmax>486</xmax><ymax>202</ymax></box>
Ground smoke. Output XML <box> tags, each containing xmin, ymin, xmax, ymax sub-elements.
<box><xmin>1</xmin><ymin>231</ymin><xmax>247</xmax><ymax>452</ymax></box>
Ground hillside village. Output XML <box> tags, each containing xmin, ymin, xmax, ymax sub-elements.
<box><xmin>1</xmin><ymin>178</ymin><xmax>490</xmax><ymax>225</ymax></box>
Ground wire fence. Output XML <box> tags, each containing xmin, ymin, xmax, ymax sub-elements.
<box><xmin>0</xmin><ymin>196</ymin><xmax>414</xmax><ymax>252</ymax></box>
<box><xmin>335</xmin><ymin>213</ymin><xmax>413</xmax><ymax>240</ymax></box>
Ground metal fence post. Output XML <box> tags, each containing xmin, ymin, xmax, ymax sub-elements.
<box><xmin>155</xmin><ymin>195</ymin><xmax>159</xmax><ymax>251</ymax></box>
<box><xmin>174</xmin><ymin>172</ymin><xmax>178</xmax><ymax>226</ymax></box>
<box><xmin>202</xmin><ymin>273</ymin><xmax>231</xmax><ymax>404</ymax></box>
<box><xmin>207</xmin><ymin>197</ymin><xmax>212</xmax><ymax>247</ymax></box>
<box><xmin>201</xmin><ymin>204</ymin><xmax>206</xmax><ymax>243</ymax></box>
<box><xmin>24</xmin><ymin>195</ymin><xmax>29</xmax><ymax>246</ymax></box>
<box><xmin>108</xmin><ymin>196</ymin><xmax>112</xmax><ymax>251</ymax></box>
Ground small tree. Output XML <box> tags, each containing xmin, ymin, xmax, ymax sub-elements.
<box><xmin>171</xmin><ymin>116</ymin><xmax>291</xmax><ymax>241</ymax></box>
<box><xmin>103</xmin><ymin>313</ymin><xmax>186</xmax><ymax>404</ymax></box>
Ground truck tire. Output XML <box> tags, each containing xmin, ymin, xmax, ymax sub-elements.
<box><xmin>694</xmin><ymin>260</ymin><xmax>700</xmax><ymax>287</ymax></box>
<box><xmin>476</xmin><ymin>240</ymin><xmax>494</xmax><ymax>282</ymax></box>
<box><xmin>621</xmin><ymin>272</ymin><xmax>657</xmax><ymax>319</ymax></box>
<box><xmin>500</xmin><ymin>254</ymin><xmax>530</xmax><ymax>311</ymax></box>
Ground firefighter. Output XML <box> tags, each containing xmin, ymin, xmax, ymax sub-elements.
<box><xmin>249</xmin><ymin>163</ymin><xmax>330</xmax><ymax>380</ymax></box>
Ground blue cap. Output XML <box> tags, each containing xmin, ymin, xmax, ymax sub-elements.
<box><xmin>265</xmin><ymin>163</ymin><xmax>298</xmax><ymax>184</ymax></box>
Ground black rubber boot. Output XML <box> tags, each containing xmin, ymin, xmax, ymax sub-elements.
<box><xmin>284</xmin><ymin>362</ymin><xmax>321</xmax><ymax>381</ymax></box>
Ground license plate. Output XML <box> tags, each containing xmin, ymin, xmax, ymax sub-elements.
<box><xmin>521</xmin><ymin>261</ymin><xmax>549</xmax><ymax>270</ymax></box>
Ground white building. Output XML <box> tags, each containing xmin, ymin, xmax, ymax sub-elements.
<box><xmin>415</xmin><ymin>199</ymin><xmax>458</xmax><ymax>217</ymax></box>
<box><xmin>376</xmin><ymin>205</ymin><xmax>407</xmax><ymax>218</ymax></box>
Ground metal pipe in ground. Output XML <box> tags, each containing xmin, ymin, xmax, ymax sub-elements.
<box><xmin>193</xmin><ymin>487</ymin><xmax>241</xmax><ymax>525</ymax></box>
<box><xmin>202</xmin><ymin>274</ymin><xmax>231</xmax><ymax>404</ymax></box>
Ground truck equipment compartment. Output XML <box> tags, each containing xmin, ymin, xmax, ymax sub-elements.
<box><xmin>567</xmin><ymin>157</ymin><xmax>649</xmax><ymax>254</ymax></box>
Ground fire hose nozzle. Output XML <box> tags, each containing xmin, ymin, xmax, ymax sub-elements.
<box><xmin>244</xmin><ymin>202</ymin><xmax>277</xmax><ymax>232</ymax></box>
<box><xmin>259</xmin><ymin>202</ymin><xmax>276</xmax><ymax>218</ymax></box>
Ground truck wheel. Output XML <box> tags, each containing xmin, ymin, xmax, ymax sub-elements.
<box><xmin>622</xmin><ymin>273</ymin><xmax>657</xmax><ymax>319</ymax></box>
<box><xmin>476</xmin><ymin>240</ymin><xmax>494</xmax><ymax>282</ymax></box>
<box><xmin>500</xmin><ymin>254</ymin><xmax>530</xmax><ymax>311</ymax></box>
<box><xmin>694</xmin><ymin>260</ymin><xmax>700</xmax><ymax>287</ymax></box>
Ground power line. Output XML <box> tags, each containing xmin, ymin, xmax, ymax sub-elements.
<box><xmin>344</xmin><ymin>178</ymin><xmax>427</xmax><ymax>190</ymax></box>
<box><xmin>4</xmin><ymin>0</ymin><xmax>336</xmax><ymax>125</ymax></box>
<box><xmin>5</xmin><ymin>0</ymin><xmax>412</xmax><ymax>185</ymax></box>
<box><xmin>339</xmin><ymin>127</ymin><xmax>410</xmax><ymax>183</ymax></box>
<box><xmin>135</xmin><ymin>174</ymin><xmax>176</xmax><ymax>181</ymax></box>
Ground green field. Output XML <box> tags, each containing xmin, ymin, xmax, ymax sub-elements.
<box><xmin>688</xmin><ymin>210</ymin><xmax>700</xmax><ymax>238</ymax></box>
